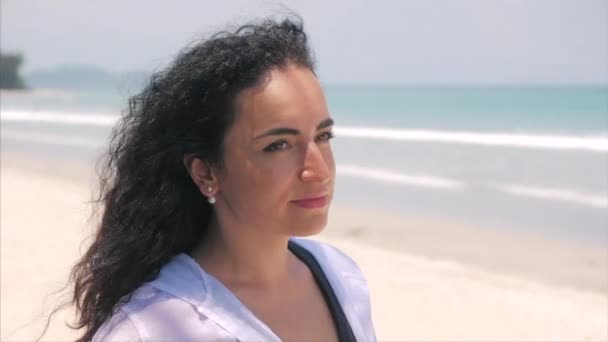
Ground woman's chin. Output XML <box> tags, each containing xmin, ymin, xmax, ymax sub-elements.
<box><xmin>290</xmin><ymin>216</ymin><xmax>328</xmax><ymax>237</ymax></box>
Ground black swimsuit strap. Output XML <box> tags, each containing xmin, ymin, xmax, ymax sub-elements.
<box><xmin>288</xmin><ymin>241</ymin><xmax>357</xmax><ymax>342</ymax></box>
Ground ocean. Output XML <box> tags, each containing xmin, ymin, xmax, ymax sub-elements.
<box><xmin>1</xmin><ymin>86</ymin><xmax>607</xmax><ymax>246</ymax></box>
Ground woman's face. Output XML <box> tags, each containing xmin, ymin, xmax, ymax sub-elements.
<box><xmin>216</xmin><ymin>63</ymin><xmax>335</xmax><ymax>237</ymax></box>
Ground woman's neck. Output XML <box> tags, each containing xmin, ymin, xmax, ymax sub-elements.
<box><xmin>191</xmin><ymin>217</ymin><xmax>297</xmax><ymax>289</ymax></box>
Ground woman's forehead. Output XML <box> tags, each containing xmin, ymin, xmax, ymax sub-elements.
<box><xmin>233</xmin><ymin>65</ymin><xmax>328</xmax><ymax>131</ymax></box>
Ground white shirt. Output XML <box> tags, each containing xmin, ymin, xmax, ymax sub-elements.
<box><xmin>93</xmin><ymin>238</ymin><xmax>376</xmax><ymax>341</ymax></box>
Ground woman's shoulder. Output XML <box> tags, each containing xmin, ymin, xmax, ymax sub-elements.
<box><xmin>93</xmin><ymin>255</ymin><xmax>233</xmax><ymax>341</ymax></box>
<box><xmin>291</xmin><ymin>237</ymin><xmax>377</xmax><ymax>341</ymax></box>
<box><xmin>92</xmin><ymin>286</ymin><xmax>183</xmax><ymax>341</ymax></box>
<box><xmin>93</xmin><ymin>306</ymin><xmax>140</xmax><ymax>342</ymax></box>
<box><xmin>94</xmin><ymin>286</ymin><xmax>233</xmax><ymax>341</ymax></box>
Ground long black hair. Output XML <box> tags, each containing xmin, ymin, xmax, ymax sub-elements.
<box><xmin>69</xmin><ymin>17</ymin><xmax>315</xmax><ymax>341</ymax></box>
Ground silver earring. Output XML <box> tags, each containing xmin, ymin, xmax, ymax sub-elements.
<box><xmin>207</xmin><ymin>186</ymin><xmax>216</xmax><ymax>204</ymax></box>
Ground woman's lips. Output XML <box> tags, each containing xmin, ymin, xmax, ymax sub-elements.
<box><xmin>291</xmin><ymin>195</ymin><xmax>328</xmax><ymax>209</ymax></box>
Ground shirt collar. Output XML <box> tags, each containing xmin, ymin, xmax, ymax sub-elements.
<box><xmin>147</xmin><ymin>253</ymin><xmax>279</xmax><ymax>341</ymax></box>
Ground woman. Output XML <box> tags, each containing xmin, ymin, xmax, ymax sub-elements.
<box><xmin>71</xmin><ymin>17</ymin><xmax>376</xmax><ymax>342</ymax></box>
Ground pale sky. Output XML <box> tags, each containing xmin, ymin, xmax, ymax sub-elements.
<box><xmin>2</xmin><ymin>0</ymin><xmax>607</xmax><ymax>84</ymax></box>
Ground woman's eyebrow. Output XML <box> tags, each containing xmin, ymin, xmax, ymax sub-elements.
<box><xmin>317</xmin><ymin>117</ymin><xmax>334</xmax><ymax>130</ymax></box>
<box><xmin>254</xmin><ymin>117</ymin><xmax>334</xmax><ymax>140</ymax></box>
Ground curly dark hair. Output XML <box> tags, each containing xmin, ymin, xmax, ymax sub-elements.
<box><xmin>67</xmin><ymin>17</ymin><xmax>315</xmax><ymax>342</ymax></box>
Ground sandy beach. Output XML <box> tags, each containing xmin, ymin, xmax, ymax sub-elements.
<box><xmin>1</xmin><ymin>153</ymin><xmax>607</xmax><ymax>341</ymax></box>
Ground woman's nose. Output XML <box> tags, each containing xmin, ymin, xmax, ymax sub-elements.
<box><xmin>300</xmin><ymin>142</ymin><xmax>331</xmax><ymax>183</ymax></box>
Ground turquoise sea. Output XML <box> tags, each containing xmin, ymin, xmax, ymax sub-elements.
<box><xmin>327</xmin><ymin>86</ymin><xmax>607</xmax><ymax>133</ymax></box>
<box><xmin>2</xmin><ymin>86</ymin><xmax>607</xmax><ymax>246</ymax></box>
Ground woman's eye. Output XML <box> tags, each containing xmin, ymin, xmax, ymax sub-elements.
<box><xmin>316</xmin><ymin>131</ymin><xmax>335</xmax><ymax>142</ymax></box>
<box><xmin>263</xmin><ymin>140</ymin><xmax>290</xmax><ymax>152</ymax></box>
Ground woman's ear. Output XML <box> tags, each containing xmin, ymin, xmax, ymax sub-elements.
<box><xmin>183</xmin><ymin>154</ymin><xmax>217</xmax><ymax>197</ymax></box>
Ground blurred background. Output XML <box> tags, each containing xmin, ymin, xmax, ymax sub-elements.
<box><xmin>1</xmin><ymin>0</ymin><xmax>607</xmax><ymax>341</ymax></box>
